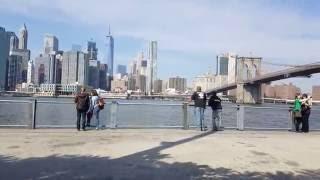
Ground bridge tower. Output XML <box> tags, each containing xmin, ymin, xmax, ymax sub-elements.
<box><xmin>236</xmin><ymin>57</ymin><xmax>262</xmax><ymax>104</ymax></box>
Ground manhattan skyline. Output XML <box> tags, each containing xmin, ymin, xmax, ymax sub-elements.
<box><xmin>1</xmin><ymin>0</ymin><xmax>320</xmax><ymax>92</ymax></box>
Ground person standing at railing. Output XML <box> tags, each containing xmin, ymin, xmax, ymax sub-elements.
<box><xmin>208</xmin><ymin>91</ymin><xmax>222</xmax><ymax>131</ymax></box>
<box><xmin>292</xmin><ymin>94</ymin><xmax>302</xmax><ymax>132</ymax></box>
<box><xmin>191</xmin><ymin>86</ymin><xmax>207</xmax><ymax>131</ymax></box>
<box><xmin>90</xmin><ymin>90</ymin><xmax>105</xmax><ymax>130</ymax></box>
<box><xmin>301</xmin><ymin>94</ymin><xmax>312</xmax><ymax>133</ymax></box>
<box><xmin>75</xmin><ymin>87</ymin><xmax>90</xmax><ymax>131</ymax></box>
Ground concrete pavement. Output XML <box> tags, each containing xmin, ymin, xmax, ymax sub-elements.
<box><xmin>0</xmin><ymin>129</ymin><xmax>319</xmax><ymax>179</ymax></box>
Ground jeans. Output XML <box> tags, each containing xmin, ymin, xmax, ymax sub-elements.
<box><xmin>194</xmin><ymin>107</ymin><xmax>205</xmax><ymax>131</ymax></box>
<box><xmin>77</xmin><ymin>110</ymin><xmax>87</xmax><ymax>130</ymax></box>
<box><xmin>94</xmin><ymin>106</ymin><xmax>101</xmax><ymax>129</ymax></box>
<box><xmin>212</xmin><ymin>109</ymin><xmax>222</xmax><ymax>131</ymax></box>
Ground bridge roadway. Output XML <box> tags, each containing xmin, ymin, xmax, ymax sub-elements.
<box><xmin>206</xmin><ymin>62</ymin><xmax>320</xmax><ymax>94</ymax></box>
<box><xmin>0</xmin><ymin>129</ymin><xmax>319</xmax><ymax>179</ymax></box>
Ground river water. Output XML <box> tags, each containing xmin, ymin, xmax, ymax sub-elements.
<box><xmin>0</xmin><ymin>97</ymin><xmax>319</xmax><ymax>130</ymax></box>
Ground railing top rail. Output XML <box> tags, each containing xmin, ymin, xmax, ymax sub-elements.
<box><xmin>37</xmin><ymin>101</ymin><xmax>113</xmax><ymax>105</ymax></box>
<box><xmin>0</xmin><ymin>100</ymin><xmax>31</xmax><ymax>103</ymax></box>
<box><xmin>118</xmin><ymin>102</ymin><xmax>183</xmax><ymax>106</ymax></box>
<box><xmin>241</xmin><ymin>106</ymin><xmax>290</xmax><ymax>110</ymax></box>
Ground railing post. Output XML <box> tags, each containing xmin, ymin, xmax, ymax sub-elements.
<box><xmin>31</xmin><ymin>99</ymin><xmax>37</xmax><ymax>129</ymax></box>
<box><xmin>182</xmin><ymin>102</ymin><xmax>189</xmax><ymax>129</ymax></box>
<box><xmin>110</xmin><ymin>101</ymin><xmax>118</xmax><ymax>129</ymax></box>
<box><xmin>236</xmin><ymin>105</ymin><xmax>244</xmax><ymax>131</ymax></box>
<box><xmin>288</xmin><ymin>109</ymin><xmax>295</xmax><ymax>131</ymax></box>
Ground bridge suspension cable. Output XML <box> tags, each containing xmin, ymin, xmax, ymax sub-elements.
<box><xmin>262</xmin><ymin>61</ymin><xmax>302</xmax><ymax>67</ymax></box>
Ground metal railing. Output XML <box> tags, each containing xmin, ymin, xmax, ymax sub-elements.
<box><xmin>0</xmin><ymin>99</ymin><xmax>319</xmax><ymax>130</ymax></box>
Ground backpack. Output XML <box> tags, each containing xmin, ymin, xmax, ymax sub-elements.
<box><xmin>98</xmin><ymin>98</ymin><xmax>105</xmax><ymax>110</ymax></box>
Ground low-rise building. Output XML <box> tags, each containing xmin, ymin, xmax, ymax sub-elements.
<box><xmin>168</xmin><ymin>76</ymin><xmax>187</xmax><ymax>93</ymax></box>
<box><xmin>312</xmin><ymin>86</ymin><xmax>320</xmax><ymax>101</ymax></box>
<box><xmin>111</xmin><ymin>79</ymin><xmax>128</xmax><ymax>93</ymax></box>
<box><xmin>264</xmin><ymin>83</ymin><xmax>301</xmax><ymax>99</ymax></box>
<box><xmin>154</xmin><ymin>79</ymin><xmax>163</xmax><ymax>94</ymax></box>
<box><xmin>192</xmin><ymin>73</ymin><xmax>228</xmax><ymax>92</ymax></box>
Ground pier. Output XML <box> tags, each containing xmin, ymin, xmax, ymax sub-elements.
<box><xmin>0</xmin><ymin>129</ymin><xmax>320</xmax><ymax>179</ymax></box>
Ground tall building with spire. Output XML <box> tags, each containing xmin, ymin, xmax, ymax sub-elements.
<box><xmin>9</xmin><ymin>24</ymin><xmax>30</xmax><ymax>84</ymax></box>
<box><xmin>106</xmin><ymin>26</ymin><xmax>114</xmax><ymax>91</ymax></box>
<box><xmin>18</xmin><ymin>23</ymin><xmax>28</xmax><ymax>50</ymax></box>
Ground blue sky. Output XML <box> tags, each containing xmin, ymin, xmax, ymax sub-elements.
<box><xmin>1</xmin><ymin>0</ymin><xmax>320</xmax><ymax>92</ymax></box>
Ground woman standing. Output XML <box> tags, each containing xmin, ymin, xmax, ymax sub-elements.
<box><xmin>292</xmin><ymin>94</ymin><xmax>302</xmax><ymax>132</ymax></box>
<box><xmin>301</xmin><ymin>94</ymin><xmax>312</xmax><ymax>133</ymax></box>
<box><xmin>90</xmin><ymin>90</ymin><xmax>102</xmax><ymax>130</ymax></box>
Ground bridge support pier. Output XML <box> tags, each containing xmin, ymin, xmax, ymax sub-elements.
<box><xmin>236</xmin><ymin>83</ymin><xmax>262</xmax><ymax>104</ymax></box>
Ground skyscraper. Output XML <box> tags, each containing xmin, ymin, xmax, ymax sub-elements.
<box><xmin>99</xmin><ymin>64</ymin><xmax>107</xmax><ymax>90</ymax></box>
<box><xmin>8</xmin><ymin>32</ymin><xmax>19</xmax><ymax>51</ymax></box>
<box><xmin>18</xmin><ymin>24</ymin><xmax>28</xmax><ymax>50</ymax></box>
<box><xmin>10</xmin><ymin>49</ymin><xmax>30</xmax><ymax>83</ymax></box>
<box><xmin>34</xmin><ymin>54</ymin><xmax>57</xmax><ymax>85</ymax></box>
<box><xmin>61</xmin><ymin>51</ymin><xmax>89</xmax><ymax>86</ymax></box>
<box><xmin>88</xmin><ymin>60</ymin><xmax>100</xmax><ymax>89</ymax></box>
<box><xmin>147</xmin><ymin>41</ymin><xmax>157</xmax><ymax>95</ymax></box>
<box><xmin>7</xmin><ymin>55</ymin><xmax>23</xmax><ymax>90</ymax></box>
<box><xmin>0</xmin><ymin>27</ymin><xmax>10</xmax><ymax>90</ymax></box>
<box><xmin>27</xmin><ymin>60</ymin><xmax>34</xmax><ymax>84</ymax></box>
<box><xmin>106</xmin><ymin>27</ymin><xmax>114</xmax><ymax>91</ymax></box>
<box><xmin>116</xmin><ymin>65</ymin><xmax>127</xmax><ymax>76</ymax></box>
<box><xmin>87</xmin><ymin>41</ymin><xmax>98</xmax><ymax>60</ymax></box>
<box><xmin>44</xmin><ymin>34</ymin><xmax>59</xmax><ymax>54</ymax></box>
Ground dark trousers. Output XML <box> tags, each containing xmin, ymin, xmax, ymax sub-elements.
<box><xmin>302</xmin><ymin>109</ymin><xmax>310</xmax><ymax>132</ymax></box>
<box><xmin>86</xmin><ymin>111</ymin><xmax>92</xmax><ymax>126</ymax></box>
<box><xmin>77</xmin><ymin>110</ymin><xmax>87</xmax><ymax>130</ymax></box>
<box><xmin>295</xmin><ymin>117</ymin><xmax>302</xmax><ymax>132</ymax></box>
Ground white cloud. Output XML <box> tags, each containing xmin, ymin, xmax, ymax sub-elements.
<box><xmin>2</xmin><ymin>0</ymin><xmax>320</xmax><ymax>62</ymax></box>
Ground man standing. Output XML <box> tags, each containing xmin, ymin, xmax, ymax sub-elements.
<box><xmin>191</xmin><ymin>86</ymin><xmax>207</xmax><ymax>131</ymax></box>
<box><xmin>208</xmin><ymin>92</ymin><xmax>222</xmax><ymax>131</ymax></box>
<box><xmin>301</xmin><ymin>94</ymin><xmax>312</xmax><ymax>133</ymax></box>
<box><xmin>75</xmin><ymin>87</ymin><xmax>90</xmax><ymax>131</ymax></box>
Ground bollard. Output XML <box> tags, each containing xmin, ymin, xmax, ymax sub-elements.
<box><xmin>182</xmin><ymin>102</ymin><xmax>189</xmax><ymax>129</ymax></box>
<box><xmin>236</xmin><ymin>105</ymin><xmax>244</xmax><ymax>131</ymax></box>
<box><xmin>31</xmin><ymin>99</ymin><xmax>37</xmax><ymax>129</ymax></box>
<box><xmin>110</xmin><ymin>101</ymin><xmax>118</xmax><ymax>129</ymax></box>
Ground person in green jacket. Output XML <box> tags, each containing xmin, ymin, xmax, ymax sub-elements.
<box><xmin>292</xmin><ymin>94</ymin><xmax>302</xmax><ymax>132</ymax></box>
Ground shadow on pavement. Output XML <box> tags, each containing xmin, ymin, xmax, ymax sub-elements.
<box><xmin>0</xmin><ymin>131</ymin><xmax>319</xmax><ymax>180</ymax></box>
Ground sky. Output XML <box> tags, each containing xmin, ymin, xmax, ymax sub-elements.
<box><xmin>1</xmin><ymin>0</ymin><xmax>320</xmax><ymax>92</ymax></box>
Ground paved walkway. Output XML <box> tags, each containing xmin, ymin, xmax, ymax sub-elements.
<box><xmin>0</xmin><ymin>129</ymin><xmax>320</xmax><ymax>179</ymax></box>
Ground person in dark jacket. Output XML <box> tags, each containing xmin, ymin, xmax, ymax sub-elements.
<box><xmin>208</xmin><ymin>91</ymin><xmax>222</xmax><ymax>131</ymax></box>
<box><xmin>301</xmin><ymin>94</ymin><xmax>312</xmax><ymax>133</ymax></box>
<box><xmin>191</xmin><ymin>86</ymin><xmax>207</xmax><ymax>131</ymax></box>
<box><xmin>75</xmin><ymin>87</ymin><xmax>90</xmax><ymax>131</ymax></box>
